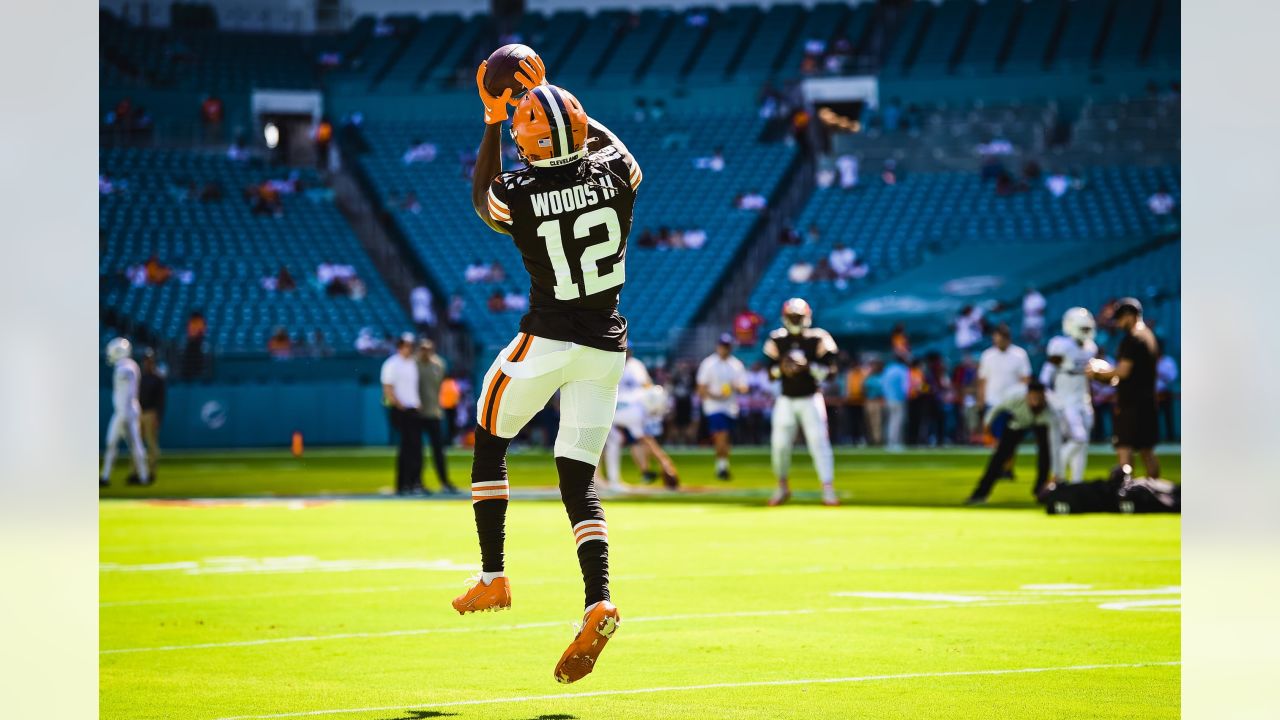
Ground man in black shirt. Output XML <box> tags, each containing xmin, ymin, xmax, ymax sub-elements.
<box><xmin>762</xmin><ymin>298</ymin><xmax>841</xmax><ymax>506</ymax></box>
<box><xmin>138</xmin><ymin>350</ymin><xmax>166</xmax><ymax>480</ymax></box>
<box><xmin>452</xmin><ymin>56</ymin><xmax>631</xmax><ymax>685</ymax></box>
<box><xmin>1089</xmin><ymin>298</ymin><xmax>1161</xmax><ymax>478</ymax></box>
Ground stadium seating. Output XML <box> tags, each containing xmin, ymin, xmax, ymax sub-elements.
<box><xmin>749</xmin><ymin>164</ymin><xmax>1180</xmax><ymax>332</ymax></box>
<box><xmin>353</xmin><ymin>111</ymin><xmax>794</xmax><ymax>353</ymax></box>
<box><xmin>1041</xmin><ymin>240</ymin><xmax>1182</xmax><ymax>355</ymax></box>
<box><xmin>99</xmin><ymin>148</ymin><xmax>409</xmax><ymax>353</ymax></box>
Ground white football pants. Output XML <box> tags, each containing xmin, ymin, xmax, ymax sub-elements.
<box><xmin>771</xmin><ymin>393</ymin><xmax>835</xmax><ymax>486</ymax></box>
<box><xmin>102</xmin><ymin>406</ymin><xmax>148</xmax><ymax>481</ymax></box>
<box><xmin>476</xmin><ymin>333</ymin><xmax>625</xmax><ymax>466</ymax></box>
<box><xmin>1053</xmin><ymin>403</ymin><xmax>1094</xmax><ymax>483</ymax></box>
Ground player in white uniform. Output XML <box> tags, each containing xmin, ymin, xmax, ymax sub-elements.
<box><xmin>100</xmin><ymin>338</ymin><xmax>151</xmax><ymax>487</ymax></box>
<box><xmin>602</xmin><ymin>352</ymin><xmax>678</xmax><ymax>489</ymax></box>
<box><xmin>1039</xmin><ymin>308</ymin><xmax>1098</xmax><ymax>484</ymax></box>
<box><xmin>696</xmin><ymin>334</ymin><xmax>749</xmax><ymax>480</ymax></box>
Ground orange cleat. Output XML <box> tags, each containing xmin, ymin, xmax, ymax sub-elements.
<box><xmin>553</xmin><ymin>601</ymin><xmax>621</xmax><ymax>684</ymax></box>
<box><xmin>451</xmin><ymin>576</ymin><xmax>511</xmax><ymax>615</ymax></box>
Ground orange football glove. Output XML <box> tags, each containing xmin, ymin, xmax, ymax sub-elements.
<box><xmin>475</xmin><ymin>61</ymin><xmax>513</xmax><ymax>125</ymax></box>
<box><xmin>512</xmin><ymin>54</ymin><xmax>547</xmax><ymax>102</ymax></box>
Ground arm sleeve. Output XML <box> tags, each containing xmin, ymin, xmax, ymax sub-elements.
<box><xmin>1018</xmin><ymin>349</ymin><xmax>1032</xmax><ymax>378</ymax></box>
<box><xmin>695</xmin><ymin>359</ymin><xmax>711</xmax><ymax>387</ymax></box>
<box><xmin>486</xmin><ymin>177</ymin><xmax>513</xmax><ymax>227</ymax></box>
<box><xmin>624</xmin><ymin>154</ymin><xmax>643</xmax><ymax>191</ymax></box>
<box><xmin>380</xmin><ymin>359</ymin><xmax>395</xmax><ymax>386</ymax></box>
<box><xmin>1038</xmin><ymin>361</ymin><xmax>1057</xmax><ymax>387</ymax></box>
<box><xmin>762</xmin><ymin>337</ymin><xmax>782</xmax><ymax>378</ymax></box>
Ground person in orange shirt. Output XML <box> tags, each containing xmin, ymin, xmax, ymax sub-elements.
<box><xmin>844</xmin><ymin>360</ymin><xmax>868</xmax><ymax>446</ymax></box>
<box><xmin>438</xmin><ymin>375</ymin><xmax>461</xmax><ymax>447</ymax></box>
<box><xmin>144</xmin><ymin>255</ymin><xmax>171</xmax><ymax>285</ymax></box>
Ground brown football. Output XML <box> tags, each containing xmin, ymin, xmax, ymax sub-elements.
<box><xmin>483</xmin><ymin>44</ymin><xmax>539</xmax><ymax>99</ymax></box>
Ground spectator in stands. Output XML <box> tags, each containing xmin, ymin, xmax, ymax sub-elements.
<box><xmin>779</xmin><ymin>225</ymin><xmax>802</xmax><ymax>245</ymax></box>
<box><xmin>882</xmin><ymin>355</ymin><xmax>910</xmax><ymax>451</ymax></box>
<box><xmin>503</xmin><ymin>290</ymin><xmax>528</xmax><ymax>312</ymax></box>
<box><xmin>1147</xmin><ymin>186</ymin><xmax>1177</xmax><ymax>224</ymax></box>
<box><xmin>995</xmin><ymin>170</ymin><xmax>1029</xmax><ymax>197</ymax></box>
<box><xmin>312</xmin><ymin>117</ymin><xmax>334</xmax><ymax>170</ymax></box>
<box><xmin>143</xmin><ymin>255</ymin><xmax>172</xmax><ymax>286</ymax></box>
<box><xmin>881</xmin><ymin>159</ymin><xmax>898</xmax><ymax>186</ymax></box>
<box><xmin>633</xmin><ymin>97</ymin><xmax>648</xmax><ymax>123</ymax></box>
<box><xmin>836</xmin><ymin>154</ymin><xmax>859</xmax><ymax>190</ymax></box>
<box><xmin>410</xmin><ymin>286</ymin><xmax>435</xmax><ymax>332</ymax></box>
<box><xmin>309</xmin><ymin>329</ymin><xmax>334</xmax><ymax>358</ymax></box>
<box><xmin>400</xmin><ymin>191</ymin><xmax>422</xmax><ymax>214</ymax></box>
<box><xmin>1022</xmin><ymin>287</ymin><xmax>1047</xmax><ymax>344</ymax></box>
<box><xmin>682</xmin><ymin>227</ymin><xmax>707</xmax><ymax>250</ymax></box>
<box><xmin>1045</xmin><ymin>172</ymin><xmax>1071</xmax><ymax>198</ymax></box>
<box><xmin>981</xmin><ymin>156</ymin><xmax>1006</xmax><ymax>183</ymax></box>
<box><xmin>200</xmin><ymin>94</ymin><xmax>223</xmax><ymax>141</ymax></box>
<box><xmin>267</xmin><ymin>327</ymin><xmax>293</xmax><ymax>359</ymax></box>
<box><xmin>276</xmin><ymin>266</ymin><xmax>296</xmax><ymax>292</ymax></box>
<box><xmin>694</xmin><ymin>147</ymin><xmax>726</xmax><ymax>172</ymax></box>
<box><xmin>829</xmin><ymin>243</ymin><xmax>868</xmax><ymax>287</ymax></box>
<box><xmin>733</xmin><ymin>307</ymin><xmax>765</xmax><ymax>345</ymax></box>
<box><xmin>355</xmin><ymin>327</ymin><xmax>383</xmax><ymax>355</ymax></box>
<box><xmin>402</xmin><ymin>139</ymin><xmax>438</xmax><ymax>165</ymax></box>
<box><xmin>1022</xmin><ymin>160</ymin><xmax>1043</xmax><ymax>183</ymax></box>
<box><xmin>487</xmin><ymin>290</ymin><xmax>506</xmax><ymax>313</ymax></box>
<box><xmin>736</xmin><ymin>191</ymin><xmax>767</xmax><ymax>210</ymax></box>
<box><xmin>138</xmin><ymin>350</ymin><xmax>165</xmax><ymax>479</ymax></box>
<box><xmin>954</xmin><ymin>305</ymin><xmax>985</xmax><ymax>352</ymax></box>
<box><xmin>447</xmin><ymin>294</ymin><xmax>465</xmax><ymax>327</ymax></box>
<box><xmin>815</xmin><ymin>155</ymin><xmax>836</xmax><ymax>188</ymax></box>
<box><xmin>1156</xmin><ymin>341</ymin><xmax>1179</xmax><ymax>442</ymax></box>
<box><xmin>787</xmin><ymin>260</ymin><xmax>814</xmax><ymax>284</ymax></box>
<box><xmin>250</xmin><ymin>182</ymin><xmax>283</xmax><ymax>216</ymax></box>
<box><xmin>490</xmin><ymin>261</ymin><xmax>507</xmax><ymax>283</ymax></box>
<box><xmin>416</xmin><ymin>340</ymin><xmax>457</xmax><ymax>494</ymax></box>
<box><xmin>636</xmin><ymin>228</ymin><xmax>656</xmax><ymax>248</ymax></box>
<box><xmin>465</xmin><ymin>260</ymin><xmax>492</xmax><ymax>284</ymax></box>
<box><xmin>227</xmin><ymin>133</ymin><xmax>251</xmax><ymax>162</ymax></box>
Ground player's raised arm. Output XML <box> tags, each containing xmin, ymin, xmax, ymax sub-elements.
<box><xmin>586</xmin><ymin>117</ymin><xmax>642</xmax><ymax>191</ymax></box>
<box><xmin>472</xmin><ymin>61</ymin><xmax>514</xmax><ymax>235</ymax></box>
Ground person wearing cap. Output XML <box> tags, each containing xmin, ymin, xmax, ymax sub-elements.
<box><xmin>965</xmin><ymin>381</ymin><xmax>1054</xmax><ymax>505</ymax></box>
<box><xmin>696</xmin><ymin>334</ymin><xmax>750</xmax><ymax>480</ymax></box>
<box><xmin>1088</xmin><ymin>298</ymin><xmax>1161</xmax><ymax>478</ymax></box>
<box><xmin>417</xmin><ymin>339</ymin><xmax>458</xmax><ymax>494</ymax></box>
<box><xmin>381</xmin><ymin>334</ymin><xmax>423</xmax><ymax>495</ymax></box>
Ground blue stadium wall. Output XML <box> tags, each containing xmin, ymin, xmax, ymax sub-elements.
<box><xmin>100</xmin><ymin>382</ymin><xmax>391</xmax><ymax>449</ymax></box>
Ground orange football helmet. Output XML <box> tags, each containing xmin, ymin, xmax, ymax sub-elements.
<box><xmin>510</xmin><ymin>84</ymin><xmax>589</xmax><ymax>168</ymax></box>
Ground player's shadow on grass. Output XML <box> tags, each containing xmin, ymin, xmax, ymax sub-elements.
<box><xmin>380</xmin><ymin>712</ymin><xmax>458</xmax><ymax>719</ymax></box>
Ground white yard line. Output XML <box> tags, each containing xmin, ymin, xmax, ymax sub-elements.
<box><xmin>100</xmin><ymin>598</ymin><xmax>1094</xmax><ymax>655</ymax></box>
<box><xmin>210</xmin><ymin>660</ymin><xmax>1182</xmax><ymax>720</ymax></box>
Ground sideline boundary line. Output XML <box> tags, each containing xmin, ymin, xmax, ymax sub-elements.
<box><xmin>211</xmin><ymin>660</ymin><xmax>1182</xmax><ymax>719</ymax></box>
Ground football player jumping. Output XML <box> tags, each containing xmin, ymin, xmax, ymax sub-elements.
<box><xmin>1039</xmin><ymin>307</ymin><xmax>1099</xmax><ymax>484</ymax></box>
<box><xmin>451</xmin><ymin>55</ymin><xmax>639</xmax><ymax>685</ymax></box>
<box><xmin>763</xmin><ymin>298</ymin><xmax>840</xmax><ymax>506</ymax></box>
<box><xmin>100</xmin><ymin>338</ymin><xmax>151</xmax><ymax>487</ymax></box>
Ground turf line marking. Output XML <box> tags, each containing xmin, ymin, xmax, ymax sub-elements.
<box><xmin>100</xmin><ymin>599</ymin><xmax>1095</xmax><ymax>655</ymax></box>
<box><xmin>209</xmin><ymin>661</ymin><xmax>1182</xmax><ymax>719</ymax></box>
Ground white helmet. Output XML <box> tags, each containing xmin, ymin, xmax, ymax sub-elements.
<box><xmin>642</xmin><ymin>384</ymin><xmax>669</xmax><ymax>417</ymax></box>
<box><xmin>106</xmin><ymin>337</ymin><xmax>132</xmax><ymax>365</ymax></box>
<box><xmin>1062</xmin><ymin>307</ymin><xmax>1096</xmax><ymax>343</ymax></box>
<box><xmin>782</xmin><ymin>297</ymin><xmax>812</xmax><ymax>335</ymax></box>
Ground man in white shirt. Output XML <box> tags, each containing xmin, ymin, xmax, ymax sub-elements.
<box><xmin>836</xmin><ymin>154</ymin><xmax>858</xmax><ymax>190</ymax></box>
<box><xmin>954</xmin><ymin>305</ymin><xmax>985</xmax><ymax>352</ymax></box>
<box><xmin>696</xmin><ymin>335</ymin><xmax>750</xmax><ymax>480</ymax></box>
<box><xmin>381</xmin><ymin>334</ymin><xmax>424</xmax><ymax>495</ymax></box>
<box><xmin>100</xmin><ymin>338</ymin><xmax>151</xmax><ymax>487</ymax></box>
<box><xmin>977</xmin><ymin>324</ymin><xmax>1032</xmax><ymax>480</ymax></box>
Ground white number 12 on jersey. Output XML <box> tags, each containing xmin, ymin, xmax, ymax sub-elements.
<box><xmin>537</xmin><ymin>206</ymin><xmax>625</xmax><ymax>301</ymax></box>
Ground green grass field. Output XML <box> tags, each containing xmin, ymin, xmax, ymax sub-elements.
<box><xmin>101</xmin><ymin>447</ymin><xmax>1180</xmax><ymax>719</ymax></box>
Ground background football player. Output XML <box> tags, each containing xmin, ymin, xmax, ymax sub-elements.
<box><xmin>1039</xmin><ymin>307</ymin><xmax>1099</xmax><ymax>484</ymax></box>
<box><xmin>603</xmin><ymin>351</ymin><xmax>678</xmax><ymax>491</ymax></box>
<box><xmin>100</xmin><ymin>338</ymin><xmax>151</xmax><ymax>487</ymax></box>
<box><xmin>696</xmin><ymin>333</ymin><xmax>749</xmax><ymax>480</ymax></box>
<box><xmin>762</xmin><ymin>298</ymin><xmax>840</xmax><ymax>506</ymax></box>
<box><xmin>451</xmin><ymin>54</ymin><xmax>639</xmax><ymax>685</ymax></box>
